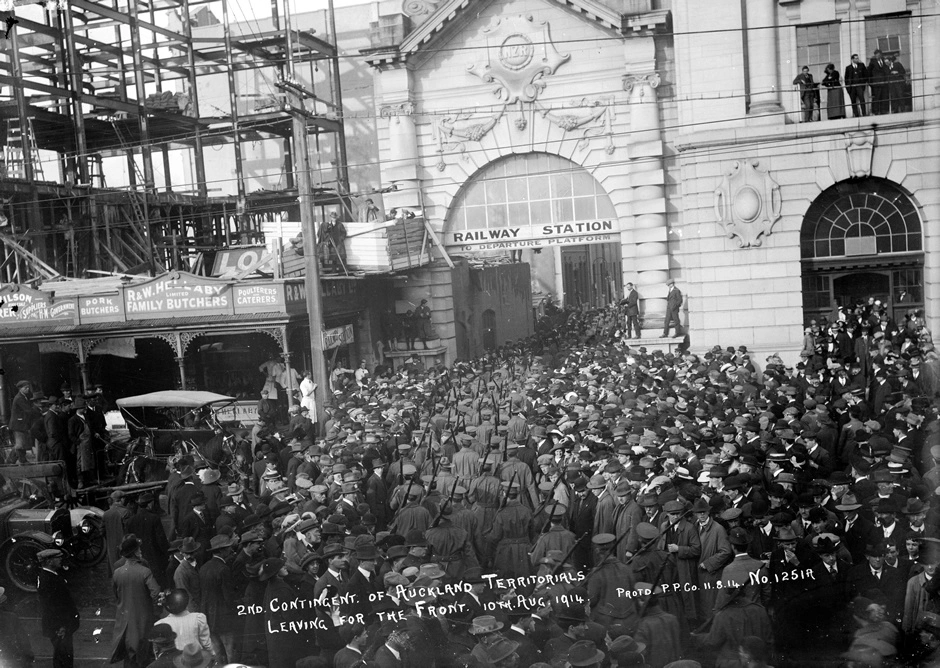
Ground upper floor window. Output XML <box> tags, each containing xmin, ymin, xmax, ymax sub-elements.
<box><xmin>795</xmin><ymin>22</ymin><xmax>841</xmax><ymax>79</ymax></box>
<box><xmin>866</xmin><ymin>14</ymin><xmax>911</xmax><ymax>58</ymax></box>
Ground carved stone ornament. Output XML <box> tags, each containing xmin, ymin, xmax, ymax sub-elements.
<box><xmin>623</xmin><ymin>72</ymin><xmax>661</xmax><ymax>98</ymax></box>
<box><xmin>713</xmin><ymin>160</ymin><xmax>782</xmax><ymax>248</ymax></box>
<box><xmin>402</xmin><ymin>0</ymin><xmax>439</xmax><ymax>21</ymax></box>
<box><xmin>380</xmin><ymin>102</ymin><xmax>415</xmax><ymax>125</ymax></box>
<box><xmin>844</xmin><ymin>129</ymin><xmax>875</xmax><ymax>179</ymax></box>
<box><xmin>467</xmin><ymin>15</ymin><xmax>570</xmax><ymax>105</ymax></box>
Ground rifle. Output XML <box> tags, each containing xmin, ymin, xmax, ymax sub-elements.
<box><xmin>428</xmin><ymin>448</ymin><xmax>439</xmax><ymax>493</ymax></box>
<box><xmin>532</xmin><ymin>472</ymin><xmax>565</xmax><ymax>520</ymax></box>
<box><xmin>550</xmin><ymin>532</ymin><xmax>589</xmax><ymax>576</ymax></box>
<box><xmin>430</xmin><ymin>479</ymin><xmax>459</xmax><ymax>528</ymax></box>
<box><xmin>540</xmin><ymin>499</ymin><xmax>559</xmax><ymax>535</ymax></box>
<box><xmin>499</xmin><ymin>471</ymin><xmax>517</xmax><ymax>511</ymax></box>
<box><xmin>388</xmin><ymin>474</ymin><xmax>416</xmax><ymax>534</ymax></box>
<box><xmin>588</xmin><ymin>506</ymin><xmax>692</xmax><ymax>578</ymax></box>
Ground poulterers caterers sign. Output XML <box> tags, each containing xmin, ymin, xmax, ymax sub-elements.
<box><xmin>444</xmin><ymin>219</ymin><xmax>620</xmax><ymax>252</ymax></box>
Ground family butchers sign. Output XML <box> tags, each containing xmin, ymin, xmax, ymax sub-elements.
<box><xmin>124</xmin><ymin>272</ymin><xmax>233</xmax><ymax>319</ymax></box>
<box><xmin>444</xmin><ymin>219</ymin><xmax>621</xmax><ymax>252</ymax></box>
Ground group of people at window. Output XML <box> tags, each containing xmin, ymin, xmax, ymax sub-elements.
<box><xmin>793</xmin><ymin>49</ymin><xmax>911</xmax><ymax>123</ymax></box>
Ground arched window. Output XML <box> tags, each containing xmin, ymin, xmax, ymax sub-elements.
<box><xmin>446</xmin><ymin>153</ymin><xmax>616</xmax><ymax>233</ymax></box>
<box><xmin>800</xmin><ymin>178</ymin><xmax>922</xmax><ymax>259</ymax></box>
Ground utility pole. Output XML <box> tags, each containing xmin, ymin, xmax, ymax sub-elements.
<box><xmin>279</xmin><ymin>1</ymin><xmax>328</xmax><ymax>433</ymax></box>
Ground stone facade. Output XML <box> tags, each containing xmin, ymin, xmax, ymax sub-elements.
<box><xmin>198</xmin><ymin>0</ymin><xmax>940</xmax><ymax>366</ymax></box>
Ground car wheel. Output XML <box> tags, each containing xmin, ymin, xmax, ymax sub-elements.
<box><xmin>4</xmin><ymin>539</ymin><xmax>44</xmax><ymax>593</ymax></box>
<box><xmin>71</xmin><ymin>516</ymin><xmax>106</xmax><ymax>566</ymax></box>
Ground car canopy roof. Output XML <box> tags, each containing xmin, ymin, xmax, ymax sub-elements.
<box><xmin>116</xmin><ymin>391</ymin><xmax>234</xmax><ymax>409</ymax></box>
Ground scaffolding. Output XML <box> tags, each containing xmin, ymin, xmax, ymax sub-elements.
<box><xmin>0</xmin><ymin>0</ymin><xmax>348</xmax><ymax>281</ymax></box>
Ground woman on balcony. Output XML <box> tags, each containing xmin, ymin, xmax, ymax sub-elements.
<box><xmin>822</xmin><ymin>63</ymin><xmax>845</xmax><ymax>120</ymax></box>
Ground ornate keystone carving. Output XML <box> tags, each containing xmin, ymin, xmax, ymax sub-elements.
<box><xmin>844</xmin><ymin>129</ymin><xmax>875</xmax><ymax>179</ymax></box>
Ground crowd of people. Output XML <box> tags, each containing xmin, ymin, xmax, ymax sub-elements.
<box><xmin>793</xmin><ymin>49</ymin><xmax>911</xmax><ymax>122</ymax></box>
<box><xmin>10</xmin><ymin>293</ymin><xmax>940</xmax><ymax>668</ymax></box>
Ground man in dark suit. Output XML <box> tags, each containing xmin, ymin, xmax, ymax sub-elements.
<box><xmin>38</xmin><ymin>548</ymin><xmax>79</xmax><ymax>668</ymax></box>
<box><xmin>662</xmin><ymin>279</ymin><xmax>683</xmax><ymax>338</ymax></box>
<box><xmin>801</xmin><ymin>537</ymin><xmax>851</xmax><ymax>652</ymax></box>
<box><xmin>199</xmin><ymin>535</ymin><xmax>237</xmax><ymax>662</ymax></box>
<box><xmin>717</xmin><ymin>527</ymin><xmax>771</xmax><ymax>608</ymax></box>
<box><xmin>314</xmin><ymin>544</ymin><xmax>349</xmax><ymax>601</ymax></box>
<box><xmin>8</xmin><ymin>380</ymin><xmax>34</xmax><ymax>464</ymax></box>
<box><xmin>566</xmin><ymin>476</ymin><xmax>597</xmax><ymax>569</ymax></box>
<box><xmin>847</xmin><ymin>542</ymin><xmax>904</xmax><ymax>620</ymax></box>
<box><xmin>178</xmin><ymin>492</ymin><xmax>212</xmax><ymax>565</ymax></box>
<box><xmin>844</xmin><ymin>53</ymin><xmax>868</xmax><ymax>117</ymax></box>
<box><xmin>126</xmin><ymin>491</ymin><xmax>169</xmax><ymax>587</ymax></box>
<box><xmin>836</xmin><ymin>493</ymin><xmax>879</xmax><ymax>565</ymax></box>
<box><xmin>342</xmin><ymin>544</ymin><xmax>380</xmax><ymax>624</ymax></box>
<box><xmin>868</xmin><ymin>49</ymin><xmax>889</xmax><ymax>114</ymax></box>
<box><xmin>374</xmin><ymin>620</ymin><xmax>407</xmax><ymax>668</ymax></box>
<box><xmin>333</xmin><ymin>623</ymin><xmax>369</xmax><ymax>668</ymax></box>
<box><xmin>621</xmin><ymin>282</ymin><xmax>641</xmax><ymax>339</ymax></box>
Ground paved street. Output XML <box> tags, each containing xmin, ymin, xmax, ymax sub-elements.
<box><xmin>10</xmin><ymin>557</ymin><xmax>116</xmax><ymax>666</ymax></box>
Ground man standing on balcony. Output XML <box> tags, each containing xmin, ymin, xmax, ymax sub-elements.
<box><xmin>845</xmin><ymin>54</ymin><xmax>868</xmax><ymax>117</ymax></box>
<box><xmin>868</xmin><ymin>49</ymin><xmax>889</xmax><ymax>114</ymax></box>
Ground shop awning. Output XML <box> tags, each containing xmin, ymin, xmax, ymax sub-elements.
<box><xmin>0</xmin><ymin>312</ymin><xmax>299</xmax><ymax>344</ymax></box>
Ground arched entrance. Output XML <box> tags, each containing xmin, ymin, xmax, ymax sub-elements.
<box><xmin>445</xmin><ymin>152</ymin><xmax>622</xmax><ymax>309</ymax></box>
<box><xmin>800</xmin><ymin>178</ymin><xmax>924</xmax><ymax>323</ymax></box>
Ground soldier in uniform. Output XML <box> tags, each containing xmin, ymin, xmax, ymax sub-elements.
<box><xmin>487</xmin><ymin>480</ymin><xmax>534</xmax><ymax>578</ymax></box>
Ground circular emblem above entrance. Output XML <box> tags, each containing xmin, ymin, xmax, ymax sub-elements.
<box><xmin>498</xmin><ymin>34</ymin><xmax>534</xmax><ymax>71</ymax></box>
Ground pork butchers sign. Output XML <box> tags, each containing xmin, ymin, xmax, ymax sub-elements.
<box><xmin>445</xmin><ymin>219</ymin><xmax>620</xmax><ymax>252</ymax></box>
<box><xmin>124</xmin><ymin>271</ymin><xmax>233</xmax><ymax>319</ymax></box>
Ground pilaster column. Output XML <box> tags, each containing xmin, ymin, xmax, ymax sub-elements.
<box><xmin>176</xmin><ymin>357</ymin><xmax>187</xmax><ymax>390</ymax></box>
<box><xmin>378</xmin><ymin>64</ymin><xmax>421</xmax><ymax>218</ymax></box>
<box><xmin>746</xmin><ymin>0</ymin><xmax>784</xmax><ymax>115</ymax></box>
<box><xmin>78</xmin><ymin>363</ymin><xmax>91</xmax><ymax>396</ymax></box>
<box><xmin>379</xmin><ymin>98</ymin><xmax>422</xmax><ymax>215</ymax></box>
<box><xmin>624</xmin><ymin>72</ymin><xmax>669</xmax><ymax>335</ymax></box>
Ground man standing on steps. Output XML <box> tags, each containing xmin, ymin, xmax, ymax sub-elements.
<box><xmin>621</xmin><ymin>282</ymin><xmax>640</xmax><ymax>339</ymax></box>
<box><xmin>662</xmin><ymin>278</ymin><xmax>684</xmax><ymax>338</ymax></box>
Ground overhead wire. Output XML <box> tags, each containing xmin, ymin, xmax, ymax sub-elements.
<box><xmin>15</xmin><ymin>114</ymin><xmax>940</xmax><ymax>236</ymax></box>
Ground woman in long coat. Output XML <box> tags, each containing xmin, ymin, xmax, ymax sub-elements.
<box><xmin>822</xmin><ymin>63</ymin><xmax>845</xmax><ymax>120</ymax></box>
<box><xmin>109</xmin><ymin>536</ymin><xmax>162</xmax><ymax>667</ymax></box>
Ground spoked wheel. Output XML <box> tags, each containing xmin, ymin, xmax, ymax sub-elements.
<box><xmin>4</xmin><ymin>539</ymin><xmax>43</xmax><ymax>592</ymax></box>
<box><xmin>71</xmin><ymin>516</ymin><xmax>106</xmax><ymax>566</ymax></box>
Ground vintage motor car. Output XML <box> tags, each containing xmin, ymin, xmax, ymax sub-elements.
<box><xmin>111</xmin><ymin>390</ymin><xmax>242</xmax><ymax>484</ymax></box>
<box><xmin>0</xmin><ymin>462</ymin><xmax>105</xmax><ymax>592</ymax></box>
